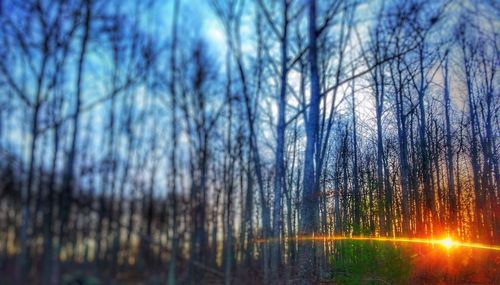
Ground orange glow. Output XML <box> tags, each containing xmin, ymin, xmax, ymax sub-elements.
<box><xmin>255</xmin><ymin>236</ymin><xmax>500</xmax><ymax>251</ymax></box>
<box><xmin>440</xmin><ymin>237</ymin><xmax>454</xmax><ymax>249</ymax></box>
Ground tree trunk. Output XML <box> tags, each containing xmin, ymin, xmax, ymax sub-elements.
<box><xmin>272</xmin><ymin>0</ymin><xmax>288</xmax><ymax>277</ymax></box>
<box><xmin>299</xmin><ymin>1</ymin><xmax>321</xmax><ymax>282</ymax></box>
<box><xmin>443</xmin><ymin>55</ymin><xmax>458</xmax><ymax>234</ymax></box>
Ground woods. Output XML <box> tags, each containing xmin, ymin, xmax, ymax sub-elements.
<box><xmin>0</xmin><ymin>0</ymin><xmax>499</xmax><ymax>284</ymax></box>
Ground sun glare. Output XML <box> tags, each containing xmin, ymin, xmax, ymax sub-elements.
<box><xmin>441</xmin><ymin>237</ymin><xmax>454</xmax><ymax>249</ymax></box>
<box><xmin>257</xmin><ymin>235</ymin><xmax>500</xmax><ymax>252</ymax></box>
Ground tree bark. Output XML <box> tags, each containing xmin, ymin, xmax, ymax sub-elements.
<box><xmin>299</xmin><ymin>0</ymin><xmax>321</xmax><ymax>282</ymax></box>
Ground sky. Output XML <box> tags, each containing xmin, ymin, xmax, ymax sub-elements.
<box><xmin>2</xmin><ymin>0</ymin><xmax>496</xmax><ymax>196</ymax></box>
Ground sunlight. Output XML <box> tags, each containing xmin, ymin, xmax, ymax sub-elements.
<box><xmin>440</xmin><ymin>237</ymin><xmax>454</xmax><ymax>249</ymax></box>
<box><xmin>256</xmin><ymin>236</ymin><xmax>500</xmax><ymax>252</ymax></box>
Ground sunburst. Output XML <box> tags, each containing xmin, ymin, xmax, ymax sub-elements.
<box><xmin>256</xmin><ymin>235</ymin><xmax>500</xmax><ymax>251</ymax></box>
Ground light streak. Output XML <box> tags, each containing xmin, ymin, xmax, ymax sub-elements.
<box><xmin>255</xmin><ymin>236</ymin><xmax>500</xmax><ymax>251</ymax></box>
<box><xmin>440</xmin><ymin>237</ymin><xmax>453</xmax><ymax>249</ymax></box>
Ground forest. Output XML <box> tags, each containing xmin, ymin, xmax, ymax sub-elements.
<box><xmin>0</xmin><ymin>0</ymin><xmax>499</xmax><ymax>284</ymax></box>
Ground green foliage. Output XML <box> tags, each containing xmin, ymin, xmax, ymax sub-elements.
<box><xmin>330</xmin><ymin>240</ymin><xmax>412</xmax><ymax>285</ymax></box>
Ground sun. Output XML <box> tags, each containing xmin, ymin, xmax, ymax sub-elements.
<box><xmin>441</xmin><ymin>237</ymin><xmax>454</xmax><ymax>249</ymax></box>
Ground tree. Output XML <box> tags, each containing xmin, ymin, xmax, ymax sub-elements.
<box><xmin>299</xmin><ymin>0</ymin><xmax>321</xmax><ymax>282</ymax></box>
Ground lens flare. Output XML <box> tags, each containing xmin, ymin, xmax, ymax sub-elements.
<box><xmin>441</xmin><ymin>237</ymin><xmax>454</xmax><ymax>249</ymax></box>
<box><xmin>255</xmin><ymin>235</ymin><xmax>500</xmax><ymax>251</ymax></box>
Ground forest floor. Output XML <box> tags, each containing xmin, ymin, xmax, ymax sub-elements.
<box><xmin>408</xmin><ymin>246</ymin><xmax>500</xmax><ymax>284</ymax></box>
<box><xmin>327</xmin><ymin>241</ymin><xmax>500</xmax><ymax>285</ymax></box>
<box><xmin>0</xmin><ymin>244</ymin><xmax>499</xmax><ymax>284</ymax></box>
